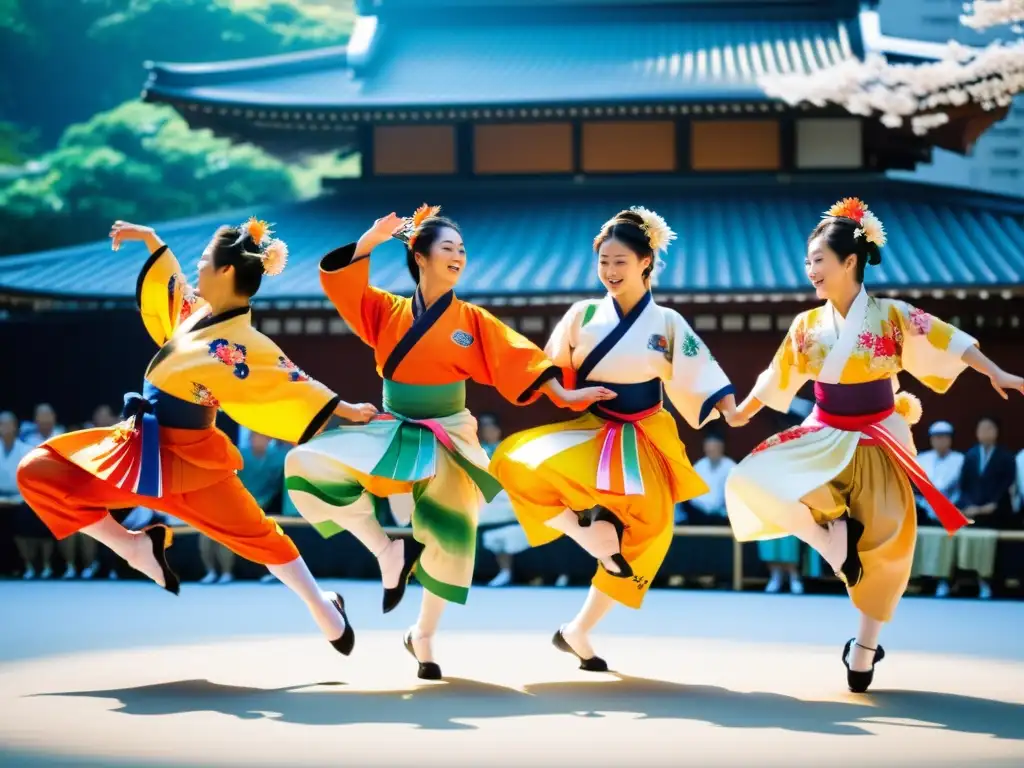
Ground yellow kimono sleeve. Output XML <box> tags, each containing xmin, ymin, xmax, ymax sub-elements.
<box><xmin>751</xmin><ymin>314</ymin><xmax>812</xmax><ymax>413</ymax></box>
<box><xmin>319</xmin><ymin>243</ymin><xmax>403</xmax><ymax>347</ymax></box>
<box><xmin>662</xmin><ymin>311</ymin><xmax>735</xmax><ymax>429</ymax></box>
<box><xmin>210</xmin><ymin>332</ymin><xmax>341</xmax><ymax>445</ymax></box>
<box><xmin>890</xmin><ymin>300</ymin><xmax>977</xmax><ymax>393</ymax></box>
<box><xmin>469</xmin><ymin>304</ymin><xmax>559</xmax><ymax>405</ymax></box>
<box><xmin>135</xmin><ymin>245</ymin><xmax>205</xmax><ymax>346</ymax></box>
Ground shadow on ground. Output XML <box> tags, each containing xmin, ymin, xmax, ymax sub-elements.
<box><xmin>34</xmin><ymin>673</ymin><xmax>1024</xmax><ymax>740</ymax></box>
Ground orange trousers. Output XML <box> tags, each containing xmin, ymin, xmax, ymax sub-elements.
<box><xmin>16</xmin><ymin>447</ymin><xmax>299</xmax><ymax>565</ymax></box>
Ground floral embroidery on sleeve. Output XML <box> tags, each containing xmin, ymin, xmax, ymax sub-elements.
<box><xmin>277</xmin><ymin>355</ymin><xmax>310</xmax><ymax>382</ymax></box>
<box><xmin>680</xmin><ymin>332</ymin><xmax>701</xmax><ymax>358</ymax></box>
<box><xmin>191</xmin><ymin>382</ymin><xmax>220</xmax><ymax>407</ymax></box>
<box><xmin>907</xmin><ymin>307</ymin><xmax>933</xmax><ymax>335</ymax></box>
<box><xmin>166</xmin><ymin>273</ymin><xmax>199</xmax><ymax>325</ymax></box>
<box><xmin>208</xmin><ymin>339</ymin><xmax>250</xmax><ymax>379</ymax></box>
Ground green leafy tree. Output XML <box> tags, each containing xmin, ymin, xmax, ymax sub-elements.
<box><xmin>0</xmin><ymin>102</ymin><xmax>298</xmax><ymax>255</ymax></box>
<box><xmin>0</xmin><ymin>0</ymin><xmax>354</xmax><ymax>146</ymax></box>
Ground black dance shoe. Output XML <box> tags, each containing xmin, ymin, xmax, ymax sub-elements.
<box><xmin>383</xmin><ymin>537</ymin><xmax>425</xmax><ymax>614</ymax></box>
<box><xmin>404</xmin><ymin>630</ymin><xmax>442</xmax><ymax>680</ymax></box>
<box><xmin>589</xmin><ymin>506</ymin><xmax>634</xmax><ymax>580</ymax></box>
<box><xmin>328</xmin><ymin>592</ymin><xmax>355</xmax><ymax>656</ymax></box>
<box><xmin>842</xmin><ymin>638</ymin><xmax>885</xmax><ymax>693</ymax></box>
<box><xmin>552</xmin><ymin>628</ymin><xmax>608</xmax><ymax>672</ymax></box>
<box><xmin>834</xmin><ymin>516</ymin><xmax>865</xmax><ymax>589</ymax></box>
<box><xmin>142</xmin><ymin>525</ymin><xmax>180</xmax><ymax>596</ymax></box>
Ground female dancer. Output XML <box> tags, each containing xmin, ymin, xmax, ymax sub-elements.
<box><xmin>490</xmin><ymin>208</ymin><xmax>739</xmax><ymax>671</ymax></box>
<box><xmin>17</xmin><ymin>218</ymin><xmax>378</xmax><ymax>656</ymax></box>
<box><xmin>725</xmin><ymin>198</ymin><xmax>1024</xmax><ymax>692</ymax></box>
<box><xmin>284</xmin><ymin>205</ymin><xmax>612</xmax><ymax>679</ymax></box>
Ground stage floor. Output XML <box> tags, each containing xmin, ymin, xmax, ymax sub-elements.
<box><xmin>1</xmin><ymin>580</ymin><xmax>1023</xmax><ymax>767</ymax></box>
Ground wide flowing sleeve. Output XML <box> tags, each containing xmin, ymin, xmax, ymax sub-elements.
<box><xmin>888</xmin><ymin>300</ymin><xmax>977</xmax><ymax>393</ymax></box>
<box><xmin>750</xmin><ymin>313</ymin><xmax>812</xmax><ymax>413</ymax></box>
<box><xmin>135</xmin><ymin>245</ymin><xmax>206</xmax><ymax>346</ymax></box>
<box><xmin>469</xmin><ymin>304</ymin><xmax>560</xmax><ymax>405</ymax></box>
<box><xmin>208</xmin><ymin>331</ymin><xmax>340</xmax><ymax>445</ymax></box>
<box><xmin>319</xmin><ymin>243</ymin><xmax>403</xmax><ymax>347</ymax></box>
<box><xmin>544</xmin><ymin>301</ymin><xmax>590</xmax><ymax>388</ymax></box>
<box><xmin>662</xmin><ymin>310</ymin><xmax>735</xmax><ymax>429</ymax></box>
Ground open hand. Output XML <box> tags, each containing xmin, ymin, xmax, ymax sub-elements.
<box><xmin>336</xmin><ymin>401</ymin><xmax>379</xmax><ymax>424</ymax></box>
<box><xmin>989</xmin><ymin>369</ymin><xmax>1024</xmax><ymax>400</ymax></box>
<box><xmin>562</xmin><ymin>386</ymin><xmax>617</xmax><ymax>409</ymax></box>
<box><xmin>109</xmin><ymin>221</ymin><xmax>155</xmax><ymax>252</ymax></box>
<box><xmin>371</xmin><ymin>213</ymin><xmax>409</xmax><ymax>242</ymax></box>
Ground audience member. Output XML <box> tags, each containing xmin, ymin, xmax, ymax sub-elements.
<box><xmin>19</xmin><ymin>403</ymin><xmax>65</xmax><ymax>448</ymax></box>
<box><xmin>911</xmin><ymin>421</ymin><xmax>966</xmax><ymax>597</ymax></box>
<box><xmin>677</xmin><ymin>432</ymin><xmax>734</xmax><ymax>525</ymax></box>
<box><xmin>955</xmin><ymin>416</ymin><xmax>1016</xmax><ymax>599</ymax></box>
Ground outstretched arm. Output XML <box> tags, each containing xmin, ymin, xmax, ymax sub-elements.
<box><xmin>319</xmin><ymin>213</ymin><xmax>407</xmax><ymax>347</ymax></box>
<box><xmin>112</xmin><ymin>220</ymin><xmax>206</xmax><ymax>346</ymax></box>
<box><xmin>963</xmin><ymin>346</ymin><xmax>1024</xmax><ymax>399</ymax></box>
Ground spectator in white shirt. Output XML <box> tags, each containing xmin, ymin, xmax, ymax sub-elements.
<box><xmin>677</xmin><ymin>433</ymin><xmax>735</xmax><ymax>525</ymax></box>
<box><xmin>1</xmin><ymin>411</ymin><xmax>56</xmax><ymax>579</ymax></box>
<box><xmin>19</xmin><ymin>403</ymin><xmax>65</xmax><ymax>448</ymax></box>
<box><xmin>912</xmin><ymin>420</ymin><xmax>968</xmax><ymax>598</ymax></box>
<box><xmin>916</xmin><ymin>421</ymin><xmax>965</xmax><ymax>525</ymax></box>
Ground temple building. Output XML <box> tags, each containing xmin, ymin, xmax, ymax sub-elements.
<box><xmin>2</xmin><ymin>0</ymin><xmax>1022</xmax><ymax>456</ymax></box>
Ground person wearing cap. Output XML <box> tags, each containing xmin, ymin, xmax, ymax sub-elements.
<box><xmin>911</xmin><ymin>420</ymin><xmax>964</xmax><ymax>598</ymax></box>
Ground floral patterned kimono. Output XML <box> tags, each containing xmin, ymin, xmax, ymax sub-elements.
<box><xmin>491</xmin><ymin>292</ymin><xmax>733</xmax><ymax>609</ymax></box>
<box><xmin>284</xmin><ymin>243</ymin><xmax>558</xmax><ymax>605</ymax></box>
<box><xmin>18</xmin><ymin>244</ymin><xmax>339</xmax><ymax>565</ymax></box>
<box><xmin>726</xmin><ymin>286</ymin><xmax>975</xmax><ymax>621</ymax></box>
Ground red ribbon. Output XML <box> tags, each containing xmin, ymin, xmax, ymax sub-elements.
<box><xmin>810</xmin><ymin>406</ymin><xmax>970</xmax><ymax>535</ymax></box>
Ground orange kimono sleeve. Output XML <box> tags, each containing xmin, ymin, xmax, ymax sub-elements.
<box><xmin>468</xmin><ymin>304</ymin><xmax>560</xmax><ymax>405</ymax></box>
<box><xmin>319</xmin><ymin>243</ymin><xmax>403</xmax><ymax>347</ymax></box>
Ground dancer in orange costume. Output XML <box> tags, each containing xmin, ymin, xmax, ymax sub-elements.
<box><xmin>17</xmin><ymin>218</ymin><xmax>378</xmax><ymax>656</ymax></box>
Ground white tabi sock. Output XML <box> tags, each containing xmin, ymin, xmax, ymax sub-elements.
<box><xmin>267</xmin><ymin>557</ymin><xmax>346</xmax><ymax>641</ymax></box>
<box><xmin>80</xmin><ymin>514</ymin><xmax>165</xmax><ymax>587</ymax></box>
<box><xmin>410</xmin><ymin>589</ymin><xmax>447</xmax><ymax>663</ymax></box>
<box><xmin>850</xmin><ymin>613</ymin><xmax>883</xmax><ymax>672</ymax></box>
<box><xmin>562</xmin><ymin>586</ymin><xmax>615</xmax><ymax>660</ymax></box>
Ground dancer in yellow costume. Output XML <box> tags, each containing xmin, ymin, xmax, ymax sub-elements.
<box><xmin>491</xmin><ymin>208</ymin><xmax>740</xmax><ymax>670</ymax></box>
<box><xmin>726</xmin><ymin>198</ymin><xmax>1024</xmax><ymax>692</ymax></box>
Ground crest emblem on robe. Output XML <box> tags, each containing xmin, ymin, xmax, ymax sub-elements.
<box><xmin>451</xmin><ymin>330</ymin><xmax>475</xmax><ymax>348</ymax></box>
<box><xmin>647</xmin><ymin>334</ymin><xmax>669</xmax><ymax>358</ymax></box>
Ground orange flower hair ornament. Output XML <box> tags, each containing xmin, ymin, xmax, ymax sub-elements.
<box><xmin>241</xmin><ymin>216</ymin><xmax>288</xmax><ymax>277</ymax></box>
<box><xmin>397</xmin><ymin>203</ymin><xmax>442</xmax><ymax>249</ymax></box>
<box><xmin>823</xmin><ymin>197</ymin><xmax>887</xmax><ymax>249</ymax></box>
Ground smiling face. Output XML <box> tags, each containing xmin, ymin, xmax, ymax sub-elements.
<box><xmin>414</xmin><ymin>225</ymin><xmax>466</xmax><ymax>290</ymax></box>
<box><xmin>805</xmin><ymin>234</ymin><xmax>856</xmax><ymax>301</ymax></box>
<box><xmin>597</xmin><ymin>237</ymin><xmax>651</xmax><ymax>299</ymax></box>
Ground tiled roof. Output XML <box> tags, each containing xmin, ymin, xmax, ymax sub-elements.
<box><xmin>144</xmin><ymin>10</ymin><xmax>860</xmax><ymax>110</ymax></box>
<box><xmin>3</xmin><ymin>178</ymin><xmax>1022</xmax><ymax>302</ymax></box>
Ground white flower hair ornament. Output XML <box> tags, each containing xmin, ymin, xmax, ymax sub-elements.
<box><xmin>260</xmin><ymin>239</ymin><xmax>289</xmax><ymax>277</ymax></box>
<box><xmin>241</xmin><ymin>216</ymin><xmax>288</xmax><ymax>277</ymax></box>
<box><xmin>629</xmin><ymin>206</ymin><xmax>677</xmax><ymax>253</ymax></box>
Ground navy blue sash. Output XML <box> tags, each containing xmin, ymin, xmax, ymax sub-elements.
<box><xmin>576</xmin><ymin>292</ymin><xmax>653</xmax><ymax>384</ymax></box>
<box><xmin>381</xmin><ymin>288</ymin><xmax>455</xmax><ymax>380</ymax></box>
<box><xmin>585</xmin><ymin>378</ymin><xmax>663</xmax><ymax>421</ymax></box>
<box><xmin>123</xmin><ymin>381</ymin><xmax>217</xmax><ymax>430</ymax></box>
